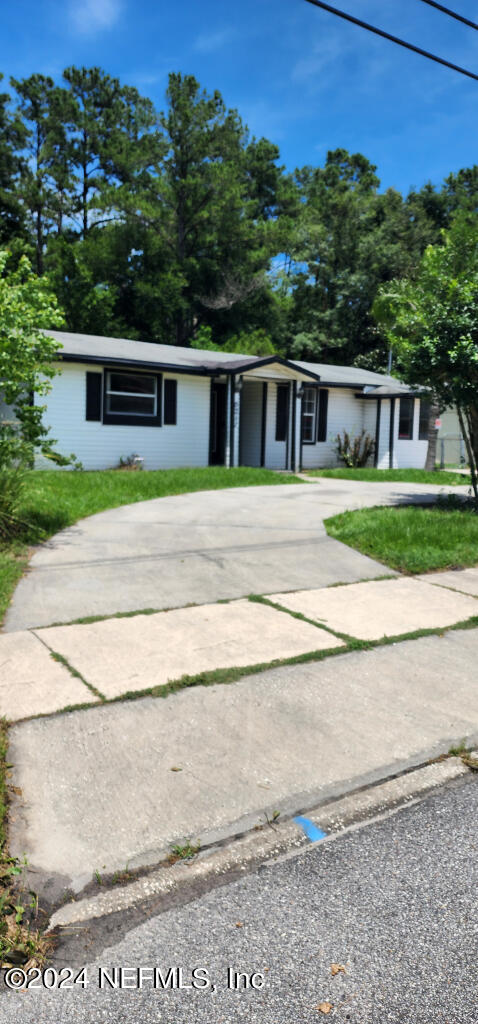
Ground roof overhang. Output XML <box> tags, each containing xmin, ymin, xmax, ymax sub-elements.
<box><xmin>58</xmin><ymin>352</ymin><xmax>226</xmax><ymax>377</ymax></box>
<box><xmin>57</xmin><ymin>352</ymin><xmax>320</xmax><ymax>382</ymax></box>
<box><xmin>358</xmin><ymin>388</ymin><xmax>426</xmax><ymax>400</ymax></box>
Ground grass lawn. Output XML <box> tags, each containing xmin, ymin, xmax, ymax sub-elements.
<box><xmin>325</xmin><ymin>503</ymin><xmax>478</xmax><ymax>573</ymax></box>
<box><xmin>0</xmin><ymin>467</ymin><xmax>300</xmax><ymax>625</ymax></box>
<box><xmin>306</xmin><ymin>467</ymin><xmax>470</xmax><ymax>486</ymax></box>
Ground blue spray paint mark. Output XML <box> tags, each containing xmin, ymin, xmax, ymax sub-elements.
<box><xmin>294</xmin><ymin>816</ymin><xmax>327</xmax><ymax>842</ymax></box>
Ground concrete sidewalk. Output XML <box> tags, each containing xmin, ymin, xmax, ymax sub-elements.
<box><xmin>8</xmin><ymin>627</ymin><xmax>478</xmax><ymax>896</ymax></box>
<box><xmin>2</xmin><ymin>573</ymin><xmax>477</xmax><ymax>719</ymax></box>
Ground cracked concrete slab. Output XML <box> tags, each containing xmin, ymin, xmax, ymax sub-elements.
<box><xmin>417</xmin><ymin>567</ymin><xmax>478</xmax><ymax>597</ymax></box>
<box><xmin>0</xmin><ymin>631</ymin><xmax>95</xmax><ymax>720</ymax></box>
<box><xmin>35</xmin><ymin>599</ymin><xmax>343</xmax><ymax>698</ymax></box>
<box><xmin>268</xmin><ymin>577</ymin><xmax>478</xmax><ymax>640</ymax></box>
<box><xmin>8</xmin><ymin>627</ymin><xmax>478</xmax><ymax>895</ymax></box>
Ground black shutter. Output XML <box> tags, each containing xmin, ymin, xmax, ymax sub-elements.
<box><xmin>164</xmin><ymin>379</ymin><xmax>177</xmax><ymax>425</ymax></box>
<box><xmin>275</xmin><ymin>384</ymin><xmax>288</xmax><ymax>441</ymax></box>
<box><xmin>317</xmin><ymin>389</ymin><xmax>328</xmax><ymax>442</ymax></box>
<box><xmin>86</xmin><ymin>372</ymin><xmax>102</xmax><ymax>421</ymax></box>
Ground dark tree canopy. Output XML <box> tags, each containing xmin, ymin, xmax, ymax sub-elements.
<box><xmin>0</xmin><ymin>66</ymin><xmax>475</xmax><ymax>367</ymax></box>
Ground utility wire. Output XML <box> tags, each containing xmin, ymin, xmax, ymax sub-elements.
<box><xmin>303</xmin><ymin>0</ymin><xmax>478</xmax><ymax>81</ymax></box>
<box><xmin>417</xmin><ymin>0</ymin><xmax>478</xmax><ymax>31</ymax></box>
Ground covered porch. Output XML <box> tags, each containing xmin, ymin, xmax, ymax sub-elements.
<box><xmin>207</xmin><ymin>357</ymin><xmax>320</xmax><ymax>472</ymax></box>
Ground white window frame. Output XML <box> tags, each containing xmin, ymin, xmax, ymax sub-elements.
<box><xmin>105</xmin><ymin>371</ymin><xmax>157</xmax><ymax>418</ymax></box>
<box><xmin>301</xmin><ymin>387</ymin><xmax>317</xmax><ymax>444</ymax></box>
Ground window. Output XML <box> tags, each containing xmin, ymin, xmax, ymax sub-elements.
<box><xmin>418</xmin><ymin>399</ymin><xmax>430</xmax><ymax>441</ymax></box>
<box><xmin>275</xmin><ymin>384</ymin><xmax>289</xmax><ymax>441</ymax></box>
<box><xmin>106</xmin><ymin>372</ymin><xmax>157</xmax><ymax>416</ymax></box>
<box><xmin>398</xmin><ymin>396</ymin><xmax>414</xmax><ymax>440</ymax></box>
<box><xmin>301</xmin><ymin>387</ymin><xmax>317</xmax><ymax>443</ymax></box>
<box><xmin>103</xmin><ymin>370</ymin><xmax>162</xmax><ymax>425</ymax></box>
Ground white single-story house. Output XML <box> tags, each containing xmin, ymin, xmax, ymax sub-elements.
<box><xmin>23</xmin><ymin>331</ymin><xmax>430</xmax><ymax>472</ymax></box>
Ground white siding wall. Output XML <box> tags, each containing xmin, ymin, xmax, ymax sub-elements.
<box><xmin>396</xmin><ymin>397</ymin><xmax>427</xmax><ymax>469</ymax></box>
<box><xmin>240</xmin><ymin>380</ymin><xmax>263</xmax><ymax>467</ymax></box>
<box><xmin>0</xmin><ymin>396</ymin><xmax>17</xmax><ymax>424</ymax></box>
<box><xmin>376</xmin><ymin>400</ymin><xmax>391</xmax><ymax>469</ymax></box>
<box><xmin>376</xmin><ymin>398</ymin><xmax>427</xmax><ymax>469</ymax></box>
<box><xmin>35</xmin><ymin>363</ymin><xmax>211</xmax><ymax>470</ymax></box>
<box><xmin>301</xmin><ymin>388</ymin><xmax>370</xmax><ymax>469</ymax></box>
<box><xmin>264</xmin><ymin>382</ymin><xmax>288</xmax><ymax>470</ymax></box>
<box><xmin>363</xmin><ymin>399</ymin><xmax>376</xmax><ymax>439</ymax></box>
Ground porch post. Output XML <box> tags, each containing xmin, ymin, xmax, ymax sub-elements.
<box><xmin>290</xmin><ymin>381</ymin><xmax>296</xmax><ymax>471</ymax></box>
<box><xmin>374</xmin><ymin>398</ymin><xmax>381</xmax><ymax>468</ymax></box>
<box><xmin>293</xmin><ymin>384</ymin><xmax>302</xmax><ymax>473</ymax></box>
<box><xmin>225</xmin><ymin>375</ymin><xmax>232</xmax><ymax>468</ymax></box>
<box><xmin>233</xmin><ymin>377</ymin><xmax>241</xmax><ymax>467</ymax></box>
<box><xmin>388</xmin><ymin>398</ymin><xmax>396</xmax><ymax>469</ymax></box>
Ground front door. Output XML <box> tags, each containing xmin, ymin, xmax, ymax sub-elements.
<box><xmin>209</xmin><ymin>382</ymin><xmax>227</xmax><ymax>465</ymax></box>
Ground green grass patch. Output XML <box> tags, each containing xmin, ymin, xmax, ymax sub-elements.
<box><xmin>49</xmin><ymin>651</ymin><xmax>106</xmax><ymax>702</ymax></box>
<box><xmin>0</xmin><ymin>467</ymin><xmax>300</xmax><ymax>626</ymax></box>
<box><xmin>307</xmin><ymin>467</ymin><xmax>470</xmax><ymax>486</ymax></box>
<box><xmin>325</xmin><ymin>503</ymin><xmax>478</xmax><ymax>573</ymax></box>
<box><xmin>0</xmin><ymin>718</ymin><xmax>51</xmax><ymax>966</ymax></box>
<box><xmin>0</xmin><ymin>546</ymin><xmax>27</xmax><ymax>628</ymax></box>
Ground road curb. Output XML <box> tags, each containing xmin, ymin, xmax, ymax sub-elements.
<box><xmin>48</xmin><ymin>756</ymin><xmax>468</xmax><ymax>931</ymax></box>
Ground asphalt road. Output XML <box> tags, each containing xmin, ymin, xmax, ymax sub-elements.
<box><xmin>4</xmin><ymin>477</ymin><xmax>455</xmax><ymax>630</ymax></box>
<box><xmin>2</xmin><ymin>773</ymin><xmax>477</xmax><ymax>1023</ymax></box>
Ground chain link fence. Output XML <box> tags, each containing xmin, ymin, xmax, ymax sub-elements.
<box><xmin>437</xmin><ymin>432</ymin><xmax>467</xmax><ymax>468</ymax></box>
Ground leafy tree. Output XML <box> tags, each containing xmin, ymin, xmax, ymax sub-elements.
<box><xmin>373</xmin><ymin>216</ymin><xmax>478</xmax><ymax>500</ymax></box>
<box><xmin>62</xmin><ymin>65</ymin><xmax>157</xmax><ymax>238</ymax></box>
<box><xmin>191</xmin><ymin>324</ymin><xmax>276</xmax><ymax>355</ymax></box>
<box><xmin>0</xmin><ymin>250</ymin><xmax>67</xmax><ymax>468</ymax></box>
<box><xmin>136</xmin><ymin>73</ymin><xmax>286</xmax><ymax>346</ymax></box>
<box><xmin>10</xmin><ymin>74</ymin><xmax>73</xmax><ymax>273</ymax></box>
<box><xmin>284</xmin><ymin>149</ymin><xmax>431</xmax><ymax>368</ymax></box>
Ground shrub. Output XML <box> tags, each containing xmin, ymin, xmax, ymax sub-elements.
<box><xmin>336</xmin><ymin>429</ymin><xmax>375</xmax><ymax>468</ymax></box>
<box><xmin>0</xmin><ymin>466</ymin><xmax>27</xmax><ymax>540</ymax></box>
<box><xmin>117</xmin><ymin>453</ymin><xmax>144</xmax><ymax>470</ymax></box>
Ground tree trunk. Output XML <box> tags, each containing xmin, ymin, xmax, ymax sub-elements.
<box><xmin>457</xmin><ymin>405</ymin><xmax>478</xmax><ymax>505</ymax></box>
<box><xmin>35</xmin><ymin>206</ymin><xmax>44</xmax><ymax>276</ymax></box>
<box><xmin>425</xmin><ymin>399</ymin><xmax>440</xmax><ymax>471</ymax></box>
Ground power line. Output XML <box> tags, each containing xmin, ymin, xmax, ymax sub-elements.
<box><xmin>417</xmin><ymin>0</ymin><xmax>478</xmax><ymax>31</ymax></box>
<box><xmin>303</xmin><ymin>0</ymin><xmax>478</xmax><ymax>82</ymax></box>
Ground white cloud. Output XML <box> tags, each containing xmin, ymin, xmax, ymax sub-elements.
<box><xmin>194</xmin><ymin>28</ymin><xmax>234</xmax><ymax>54</ymax></box>
<box><xmin>69</xmin><ymin>0</ymin><xmax>122</xmax><ymax>34</ymax></box>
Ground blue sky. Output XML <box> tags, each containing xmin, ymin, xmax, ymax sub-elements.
<box><xmin>1</xmin><ymin>0</ymin><xmax>477</xmax><ymax>195</ymax></box>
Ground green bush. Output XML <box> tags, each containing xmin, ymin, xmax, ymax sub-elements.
<box><xmin>0</xmin><ymin>466</ymin><xmax>27</xmax><ymax>540</ymax></box>
<box><xmin>336</xmin><ymin>429</ymin><xmax>375</xmax><ymax>468</ymax></box>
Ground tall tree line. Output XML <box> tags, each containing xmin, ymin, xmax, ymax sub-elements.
<box><xmin>1</xmin><ymin>66</ymin><xmax>477</xmax><ymax>369</ymax></box>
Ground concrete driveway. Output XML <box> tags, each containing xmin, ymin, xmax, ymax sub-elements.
<box><xmin>3</xmin><ymin>478</ymin><xmax>460</xmax><ymax>631</ymax></box>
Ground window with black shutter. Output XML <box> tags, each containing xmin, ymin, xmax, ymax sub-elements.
<box><xmin>164</xmin><ymin>379</ymin><xmax>177</xmax><ymax>425</ymax></box>
<box><xmin>317</xmin><ymin>389</ymin><xmax>329</xmax><ymax>442</ymax></box>
<box><xmin>86</xmin><ymin>372</ymin><xmax>102</xmax><ymax>421</ymax></box>
<box><xmin>275</xmin><ymin>384</ymin><xmax>288</xmax><ymax>441</ymax></box>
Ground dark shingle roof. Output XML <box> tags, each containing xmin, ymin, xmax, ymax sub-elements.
<box><xmin>45</xmin><ymin>330</ymin><xmax>415</xmax><ymax>392</ymax></box>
